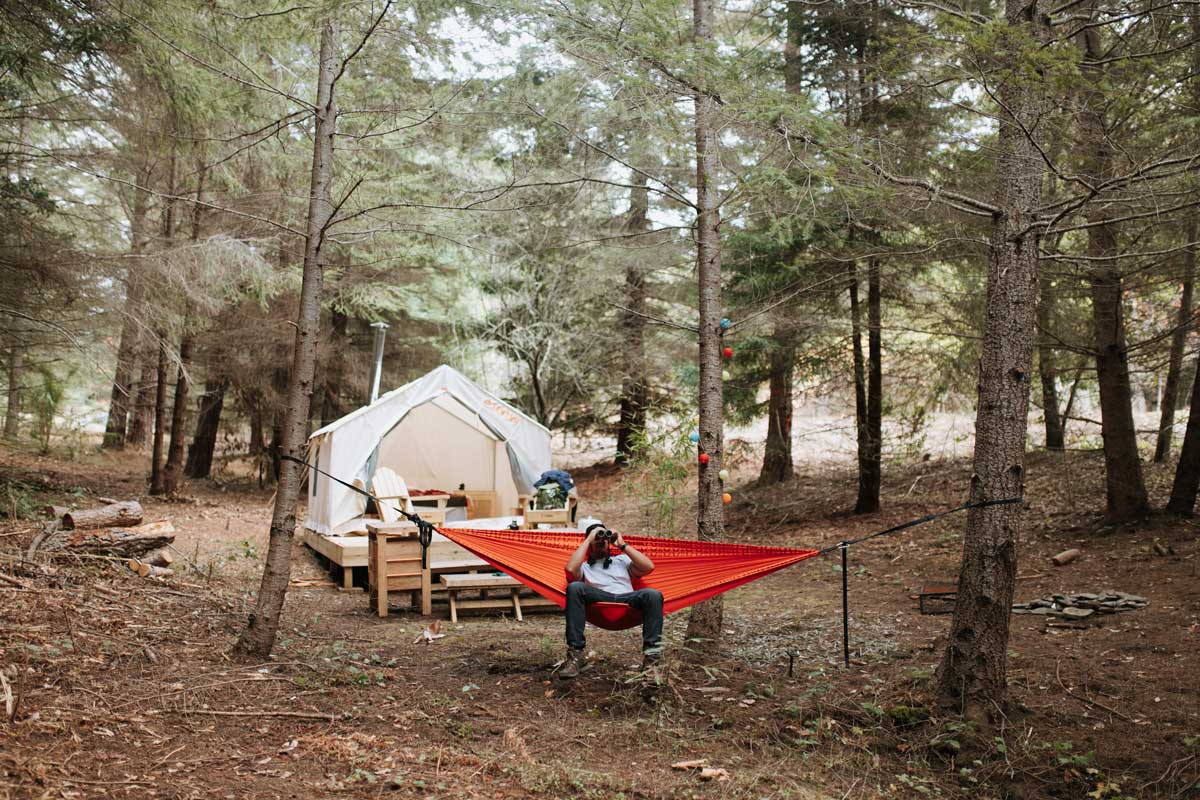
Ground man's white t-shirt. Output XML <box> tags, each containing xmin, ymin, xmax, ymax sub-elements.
<box><xmin>580</xmin><ymin>553</ymin><xmax>634</xmax><ymax>594</ymax></box>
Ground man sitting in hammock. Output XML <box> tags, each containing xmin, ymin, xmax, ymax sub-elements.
<box><xmin>559</xmin><ymin>525</ymin><xmax>663</xmax><ymax>678</ymax></box>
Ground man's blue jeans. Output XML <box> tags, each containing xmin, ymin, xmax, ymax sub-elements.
<box><xmin>565</xmin><ymin>581</ymin><xmax>663</xmax><ymax>654</ymax></box>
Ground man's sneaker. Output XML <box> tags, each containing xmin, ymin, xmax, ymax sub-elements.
<box><xmin>559</xmin><ymin>648</ymin><xmax>586</xmax><ymax>679</ymax></box>
<box><xmin>641</xmin><ymin>650</ymin><xmax>662</xmax><ymax>672</ymax></box>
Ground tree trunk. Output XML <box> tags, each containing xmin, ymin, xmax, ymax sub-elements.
<box><xmin>1078</xmin><ymin>16</ymin><xmax>1148</xmax><ymax>522</ymax></box>
<box><xmin>684</xmin><ymin>0</ymin><xmax>725</xmax><ymax>647</ymax></box>
<box><xmin>162</xmin><ymin>336</ymin><xmax>193</xmax><ymax>494</ymax></box>
<box><xmin>149</xmin><ymin>334</ymin><xmax>169</xmax><ymax>495</ymax></box>
<box><xmin>850</xmin><ymin>260</ymin><xmax>868</xmax><ymax>478</ymax></box>
<box><xmin>103</xmin><ymin>185</ymin><xmax>150</xmax><ymax>449</ymax></box>
<box><xmin>1155</xmin><ymin>223</ymin><xmax>1197</xmax><ymax>462</ymax></box>
<box><xmin>102</xmin><ymin>277</ymin><xmax>144</xmax><ymax>449</ymax></box>
<box><xmin>128</xmin><ymin>358</ymin><xmax>155</xmax><ymax>448</ymax></box>
<box><xmin>185</xmin><ymin>374</ymin><xmax>228</xmax><ymax>479</ymax></box>
<box><xmin>935</xmin><ymin>0</ymin><xmax>1048</xmax><ymax>716</ymax></box>
<box><xmin>616</xmin><ymin>172</ymin><xmax>650</xmax><ymax>465</ymax></box>
<box><xmin>235</xmin><ymin>20</ymin><xmax>339</xmax><ymax>659</ymax></box>
<box><xmin>269</xmin><ymin>410</ymin><xmax>284</xmax><ymax>482</ymax></box>
<box><xmin>1168</xmin><ymin>354</ymin><xmax>1200</xmax><ymax>514</ymax></box>
<box><xmin>320</xmin><ymin>310</ymin><xmax>348</xmax><ymax>426</ymax></box>
<box><xmin>758</xmin><ymin>334</ymin><xmax>794</xmax><ymax>485</ymax></box>
<box><xmin>3</xmin><ymin>323</ymin><xmax>23</xmax><ymax>441</ymax></box>
<box><xmin>856</xmin><ymin>256</ymin><xmax>882</xmax><ymax>512</ymax></box>
<box><xmin>1037</xmin><ymin>270</ymin><xmax>1065</xmax><ymax>449</ymax></box>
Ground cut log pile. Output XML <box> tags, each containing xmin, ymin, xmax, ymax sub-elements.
<box><xmin>127</xmin><ymin>548</ymin><xmax>175</xmax><ymax>579</ymax></box>
<box><xmin>30</xmin><ymin>501</ymin><xmax>177</xmax><ymax>575</ymax></box>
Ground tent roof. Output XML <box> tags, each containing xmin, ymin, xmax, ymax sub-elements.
<box><xmin>308</xmin><ymin>364</ymin><xmax>548</xmax><ymax>440</ymax></box>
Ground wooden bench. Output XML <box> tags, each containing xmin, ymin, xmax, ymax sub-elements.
<box><xmin>440</xmin><ymin>573</ymin><xmax>558</xmax><ymax>623</ymax></box>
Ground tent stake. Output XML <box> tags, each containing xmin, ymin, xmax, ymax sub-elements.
<box><xmin>841</xmin><ymin>543</ymin><xmax>850</xmax><ymax>668</ymax></box>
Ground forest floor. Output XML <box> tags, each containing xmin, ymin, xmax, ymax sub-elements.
<box><xmin>1</xmin><ymin>442</ymin><xmax>1197</xmax><ymax>800</ymax></box>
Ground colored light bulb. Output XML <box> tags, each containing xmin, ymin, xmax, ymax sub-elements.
<box><xmin>722</xmin><ymin>492</ymin><xmax>732</xmax><ymax>504</ymax></box>
<box><xmin>718</xmin><ymin>469</ymin><xmax>729</xmax><ymax>481</ymax></box>
<box><xmin>689</xmin><ymin>432</ymin><xmax>700</xmax><ymax>443</ymax></box>
<box><xmin>699</xmin><ymin>453</ymin><xmax>710</xmax><ymax>465</ymax></box>
<box><xmin>723</xmin><ymin>346</ymin><xmax>733</xmax><ymax>359</ymax></box>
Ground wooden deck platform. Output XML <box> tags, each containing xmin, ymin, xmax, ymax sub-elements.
<box><xmin>302</xmin><ymin>517</ymin><xmax>561</xmax><ymax>606</ymax></box>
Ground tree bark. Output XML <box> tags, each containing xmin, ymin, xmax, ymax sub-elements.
<box><xmin>127</xmin><ymin>358</ymin><xmax>155</xmax><ymax>448</ymax></box>
<box><xmin>149</xmin><ymin>334</ymin><xmax>169</xmax><ymax>495</ymax></box>
<box><xmin>935</xmin><ymin>0</ymin><xmax>1048</xmax><ymax>715</ymax></box>
<box><xmin>268</xmin><ymin>407</ymin><xmax>284</xmax><ymax>482</ymax></box>
<box><xmin>320</xmin><ymin>310</ymin><xmax>348</xmax><ymax>427</ymax></box>
<box><xmin>1155</xmin><ymin>222</ymin><xmax>1197</xmax><ymax>462</ymax></box>
<box><xmin>103</xmin><ymin>183</ymin><xmax>150</xmax><ymax>449</ymax></box>
<box><xmin>1078</xmin><ymin>13</ymin><xmax>1148</xmax><ymax>522</ymax></box>
<box><xmin>758</xmin><ymin>334</ymin><xmax>795</xmax><ymax>485</ymax></box>
<box><xmin>185</xmin><ymin>374</ymin><xmax>228</xmax><ymax>479</ymax></box>
<box><xmin>615</xmin><ymin>172</ymin><xmax>650</xmax><ymax>465</ymax></box>
<box><xmin>162</xmin><ymin>335</ymin><xmax>193</xmax><ymax>494</ymax></box>
<box><xmin>1037</xmin><ymin>270</ymin><xmax>1064</xmax><ymax>449</ymax></box>
<box><xmin>3</xmin><ymin>311</ymin><xmax>24</xmax><ymax>441</ymax></box>
<box><xmin>235</xmin><ymin>20</ymin><xmax>339</xmax><ymax>659</ymax></box>
<box><xmin>856</xmin><ymin>256</ymin><xmax>882</xmax><ymax>512</ymax></box>
<box><xmin>684</xmin><ymin>0</ymin><xmax>725</xmax><ymax>647</ymax></box>
<box><xmin>850</xmin><ymin>260</ymin><xmax>868</xmax><ymax>479</ymax></box>
<box><xmin>1168</xmin><ymin>354</ymin><xmax>1200</xmax><ymax>514</ymax></box>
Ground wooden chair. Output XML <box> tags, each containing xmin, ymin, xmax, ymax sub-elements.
<box><xmin>517</xmin><ymin>493</ymin><xmax>578</xmax><ymax>529</ymax></box>
<box><xmin>371</xmin><ymin>467</ymin><xmax>445</xmax><ymax>526</ymax></box>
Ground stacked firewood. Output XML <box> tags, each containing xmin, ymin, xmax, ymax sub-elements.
<box><xmin>30</xmin><ymin>500</ymin><xmax>177</xmax><ymax>579</ymax></box>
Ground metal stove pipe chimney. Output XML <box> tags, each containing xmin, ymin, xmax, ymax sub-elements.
<box><xmin>368</xmin><ymin>322</ymin><xmax>389</xmax><ymax>403</ymax></box>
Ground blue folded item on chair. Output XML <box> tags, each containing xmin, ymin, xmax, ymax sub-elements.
<box><xmin>534</xmin><ymin>469</ymin><xmax>574</xmax><ymax>494</ymax></box>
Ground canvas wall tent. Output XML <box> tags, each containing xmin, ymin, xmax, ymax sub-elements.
<box><xmin>305</xmin><ymin>365</ymin><xmax>552</xmax><ymax>535</ymax></box>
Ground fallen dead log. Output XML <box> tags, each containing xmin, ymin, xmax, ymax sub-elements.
<box><xmin>135</xmin><ymin>564</ymin><xmax>174</xmax><ymax>579</ymax></box>
<box><xmin>62</xmin><ymin>501</ymin><xmax>143</xmax><ymax>531</ymax></box>
<box><xmin>45</xmin><ymin>520</ymin><xmax>175</xmax><ymax>558</ymax></box>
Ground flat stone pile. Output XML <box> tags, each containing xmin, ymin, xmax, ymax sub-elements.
<box><xmin>1012</xmin><ymin>591</ymin><xmax>1148</xmax><ymax>620</ymax></box>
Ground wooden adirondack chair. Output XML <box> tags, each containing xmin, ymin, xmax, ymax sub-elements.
<box><xmin>371</xmin><ymin>467</ymin><xmax>446</xmax><ymax>526</ymax></box>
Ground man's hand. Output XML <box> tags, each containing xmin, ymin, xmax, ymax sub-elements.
<box><xmin>613</xmin><ymin>532</ymin><xmax>627</xmax><ymax>549</ymax></box>
<box><xmin>566</xmin><ymin>528</ymin><xmax>598</xmax><ymax>581</ymax></box>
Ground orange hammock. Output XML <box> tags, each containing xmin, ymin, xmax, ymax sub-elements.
<box><xmin>433</xmin><ymin>527</ymin><xmax>820</xmax><ymax>630</ymax></box>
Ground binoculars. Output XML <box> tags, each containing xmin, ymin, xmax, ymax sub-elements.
<box><xmin>586</xmin><ymin>523</ymin><xmax>617</xmax><ymax>543</ymax></box>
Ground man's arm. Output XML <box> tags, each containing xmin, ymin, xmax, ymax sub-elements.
<box><xmin>565</xmin><ymin>530</ymin><xmax>596</xmax><ymax>581</ymax></box>
<box><xmin>615</xmin><ymin>533</ymin><xmax>654</xmax><ymax>578</ymax></box>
